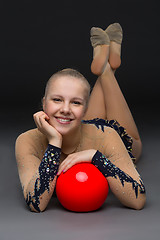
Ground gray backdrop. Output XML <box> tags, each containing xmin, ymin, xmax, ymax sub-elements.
<box><xmin>0</xmin><ymin>0</ymin><xmax>160</xmax><ymax>239</ymax></box>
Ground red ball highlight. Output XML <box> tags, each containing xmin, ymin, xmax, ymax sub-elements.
<box><xmin>56</xmin><ymin>163</ymin><xmax>109</xmax><ymax>212</ymax></box>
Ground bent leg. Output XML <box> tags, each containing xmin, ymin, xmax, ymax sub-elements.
<box><xmin>84</xmin><ymin>65</ymin><xmax>142</xmax><ymax>161</ymax></box>
<box><xmin>100</xmin><ymin>63</ymin><xmax>142</xmax><ymax>161</ymax></box>
<box><xmin>100</xmin><ymin>64</ymin><xmax>139</xmax><ymax>139</ymax></box>
<box><xmin>84</xmin><ymin>24</ymin><xmax>142</xmax><ymax>160</ymax></box>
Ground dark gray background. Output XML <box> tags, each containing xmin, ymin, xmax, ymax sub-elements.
<box><xmin>0</xmin><ymin>0</ymin><xmax>160</xmax><ymax>239</ymax></box>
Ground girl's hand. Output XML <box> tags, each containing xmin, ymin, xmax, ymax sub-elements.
<box><xmin>57</xmin><ymin>149</ymin><xmax>97</xmax><ymax>175</ymax></box>
<box><xmin>33</xmin><ymin>111</ymin><xmax>62</xmax><ymax>147</ymax></box>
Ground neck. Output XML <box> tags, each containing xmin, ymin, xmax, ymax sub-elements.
<box><xmin>61</xmin><ymin>125</ymin><xmax>81</xmax><ymax>155</ymax></box>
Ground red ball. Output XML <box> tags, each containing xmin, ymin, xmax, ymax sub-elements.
<box><xmin>56</xmin><ymin>163</ymin><xmax>109</xmax><ymax>212</ymax></box>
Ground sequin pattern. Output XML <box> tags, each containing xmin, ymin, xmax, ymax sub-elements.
<box><xmin>25</xmin><ymin>144</ymin><xmax>60</xmax><ymax>212</ymax></box>
<box><xmin>92</xmin><ymin>151</ymin><xmax>145</xmax><ymax>198</ymax></box>
<box><xmin>82</xmin><ymin>118</ymin><xmax>136</xmax><ymax>163</ymax></box>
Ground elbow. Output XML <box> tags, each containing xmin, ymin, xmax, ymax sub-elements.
<box><xmin>28</xmin><ymin>204</ymin><xmax>46</xmax><ymax>213</ymax></box>
<box><xmin>128</xmin><ymin>195</ymin><xmax>146</xmax><ymax>210</ymax></box>
<box><xmin>134</xmin><ymin>198</ymin><xmax>146</xmax><ymax>210</ymax></box>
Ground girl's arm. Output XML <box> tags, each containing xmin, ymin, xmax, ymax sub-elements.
<box><xmin>15</xmin><ymin>111</ymin><xmax>62</xmax><ymax>212</ymax></box>
<box><xmin>92</xmin><ymin>150</ymin><xmax>146</xmax><ymax>209</ymax></box>
<box><xmin>92</xmin><ymin>128</ymin><xmax>146</xmax><ymax>209</ymax></box>
<box><xmin>15</xmin><ymin>135</ymin><xmax>61</xmax><ymax>212</ymax></box>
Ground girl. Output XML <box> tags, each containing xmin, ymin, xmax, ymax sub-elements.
<box><xmin>15</xmin><ymin>23</ymin><xmax>146</xmax><ymax>212</ymax></box>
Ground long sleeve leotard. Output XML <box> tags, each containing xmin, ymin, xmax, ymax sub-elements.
<box><xmin>25</xmin><ymin>144</ymin><xmax>145</xmax><ymax>212</ymax></box>
<box><xmin>25</xmin><ymin>144</ymin><xmax>61</xmax><ymax>212</ymax></box>
<box><xmin>92</xmin><ymin>150</ymin><xmax>145</xmax><ymax>199</ymax></box>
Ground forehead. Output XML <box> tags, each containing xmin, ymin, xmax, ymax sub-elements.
<box><xmin>47</xmin><ymin>76</ymin><xmax>87</xmax><ymax>97</ymax></box>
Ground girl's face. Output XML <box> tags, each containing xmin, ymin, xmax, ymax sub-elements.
<box><xmin>43</xmin><ymin>76</ymin><xmax>88</xmax><ymax>136</ymax></box>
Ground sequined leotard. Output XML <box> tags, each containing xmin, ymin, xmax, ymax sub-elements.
<box><xmin>24</xmin><ymin>118</ymin><xmax>145</xmax><ymax>212</ymax></box>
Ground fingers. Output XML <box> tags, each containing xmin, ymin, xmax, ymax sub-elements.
<box><xmin>57</xmin><ymin>150</ymin><xmax>97</xmax><ymax>176</ymax></box>
<box><xmin>33</xmin><ymin>111</ymin><xmax>49</xmax><ymax>131</ymax></box>
<box><xmin>33</xmin><ymin>111</ymin><xmax>49</xmax><ymax>123</ymax></box>
<box><xmin>33</xmin><ymin>111</ymin><xmax>62</xmax><ymax>146</ymax></box>
<box><xmin>57</xmin><ymin>154</ymin><xmax>77</xmax><ymax>176</ymax></box>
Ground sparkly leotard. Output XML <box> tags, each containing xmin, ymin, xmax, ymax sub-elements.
<box><xmin>81</xmin><ymin>118</ymin><xmax>136</xmax><ymax>163</ymax></box>
<box><xmin>24</xmin><ymin>118</ymin><xmax>145</xmax><ymax>211</ymax></box>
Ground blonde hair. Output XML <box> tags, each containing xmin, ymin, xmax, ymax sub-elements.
<box><xmin>44</xmin><ymin>68</ymin><xmax>91</xmax><ymax>106</ymax></box>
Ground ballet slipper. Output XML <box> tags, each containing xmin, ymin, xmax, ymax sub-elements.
<box><xmin>90</xmin><ymin>27</ymin><xmax>110</xmax><ymax>48</ymax></box>
<box><xmin>90</xmin><ymin>27</ymin><xmax>110</xmax><ymax>76</ymax></box>
<box><xmin>105</xmin><ymin>23</ymin><xmax>123</xmax><ymax>44</ymax></box>
<box><xmin>105</xmin><ymin>23</ymin><xmax>123</xmax><ymax>69</ymax></box>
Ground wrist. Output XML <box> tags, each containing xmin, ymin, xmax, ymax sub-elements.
<box><xmin>49</xmin><ymin>137</ymin><xmax>62</xmax><ymax>148</ymax></box>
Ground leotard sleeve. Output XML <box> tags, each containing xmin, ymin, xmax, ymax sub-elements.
<box><xmin>25</xmin><ymin>144</ymin><xmax>61</xmax><ymax>212</ymax></box>
<box><xmin>91</xmin><ymin>150</ymin><xmax>145</xmax><ymax>200</ymax></box>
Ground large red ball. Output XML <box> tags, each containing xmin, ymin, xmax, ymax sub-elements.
<box><xmin>56</xmin><ymin>163</ymin><xmax>109</xmax><ymax>212</ymax></box>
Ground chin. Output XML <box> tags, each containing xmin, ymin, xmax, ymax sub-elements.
<box><xmin>56</xmin><ymin>128</ymin><xmax>74</xmax><ymax>137</ymax></box>
<box><xmin>56</xmin><ymin>124</ymin><xmax>80</xmax><ymax>137</ymax></box>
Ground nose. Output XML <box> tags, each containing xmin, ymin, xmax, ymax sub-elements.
<box><xmin>60</xmin><ymin>102</ymin><xmax>71</xmax><ymax>115</ymax></box>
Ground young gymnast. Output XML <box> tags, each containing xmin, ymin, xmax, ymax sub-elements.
<box><xmin>15</xmin><ymin>23</ymin><xmax>146</xmax><ymax>212</ymax></box>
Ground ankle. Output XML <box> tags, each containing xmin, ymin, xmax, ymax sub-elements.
<box><xmin>90</xmin><ymin>27</ymin><xmax>110</xmax><ymax>76</ymax></box>
<box><xmin>91</xmin><ymin>45</ymin><xmax>110</xmax><ymax>76</ymax></box>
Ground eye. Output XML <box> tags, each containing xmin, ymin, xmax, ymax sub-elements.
<box><xmin>53</xmin><ymin>98</ymin><xmax>62</xmax><ymax>102</ymax></box>
<box><xmin>72</xmin><ymin>101</ymin><xmax>81</xmax><ymax>105</ymax></box>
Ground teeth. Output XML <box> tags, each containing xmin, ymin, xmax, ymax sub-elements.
<box><xmin>57</xmin><ymin>118</ymin><xmax>71</xmax><ymax>122</ymax></box>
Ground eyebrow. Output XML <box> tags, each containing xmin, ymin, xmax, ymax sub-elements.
<box><xmin>51</xmin><ymin>95</ymin><xmax>84</xmax><ymax>102</ymax></box>
<box><xmin>72</xmin><ymin>97</ymin><xmax>84</xmax><ymax>102</ymax></box>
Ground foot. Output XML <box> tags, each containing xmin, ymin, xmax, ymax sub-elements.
<box><xmin>90</xmin><ymin>27</ymin><xmax>110</xmax><ymax>76</ymax></box>
<box><xmin>105</xmin><ymin>23</ymin><xmax>123</xmax><ymax>70</ymax></box>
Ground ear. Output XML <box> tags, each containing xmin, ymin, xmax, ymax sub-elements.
<box><xmin>42</xmin><ymin>97</ymin><xmax>45</xmax><ymax>111</ymax></box>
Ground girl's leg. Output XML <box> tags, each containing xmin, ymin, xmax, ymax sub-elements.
<box><xmin>100</xmin><ymin>64</ymin><xmax>142</xmax><ymax>161</ymax></box>
<box><xmin>84</xmin><ymin>66</ymin><xmax>142</xmax><ymax>161</ymax></box>
<box><xmin>84</xmin><ymin>24</ymin><xmax>142</xmax><ymax>160</ymax></box>
<box><xmin>100</xmin><ymin>64</ymin><xmax>139</xmax><ymax>139</ymax></box>
<box><xmin>83</xmin><ymin>27</ymin><xmax>109</xmax><ymax>120</ymax></box>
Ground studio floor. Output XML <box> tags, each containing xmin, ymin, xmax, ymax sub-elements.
<box><xmin>0</xmin><ymin>108</ymin><xmax>159</xmax><ymax>240</ymax></box>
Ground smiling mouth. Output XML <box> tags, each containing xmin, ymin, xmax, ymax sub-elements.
<box><xmin>55</xmin><ymin>117</ymin><xmax>73</xmax><ymax>124</ymax></box>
